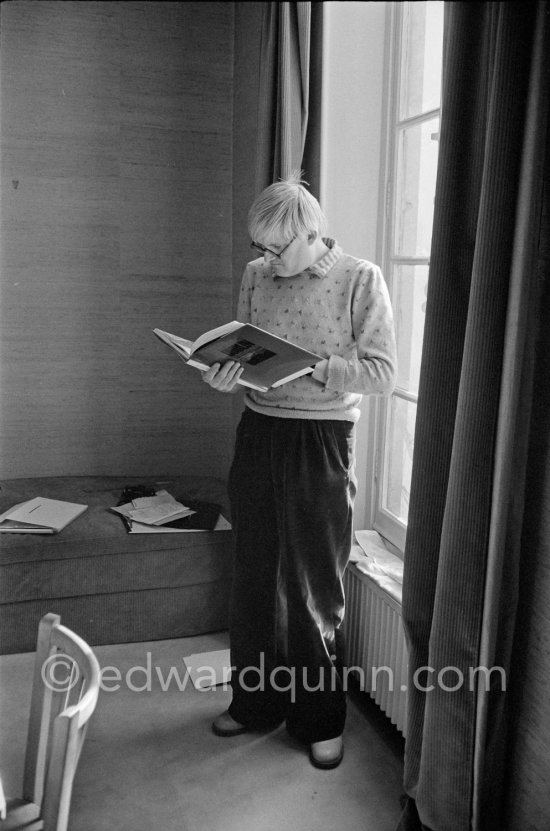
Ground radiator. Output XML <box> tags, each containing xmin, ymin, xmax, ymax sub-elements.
<box><xmin>343</xmin><ymin>563</ymin><xmax>408</xmax><ymax>736</ymax></box>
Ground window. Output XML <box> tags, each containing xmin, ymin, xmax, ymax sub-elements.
<box><xmin>373</xmin><ymin>2</ymin><xmax>444</xmax><ymax>551</ymax></box>
<box><xmin>320</xmin><ymin>1</ymin><xmax>444</xmax><ymax>551</ymax></box>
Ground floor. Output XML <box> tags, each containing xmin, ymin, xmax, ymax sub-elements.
<box><xmin>0</xmin><ymin>631</ymin><xmax>405</xmax><ymax>831</ymax></box>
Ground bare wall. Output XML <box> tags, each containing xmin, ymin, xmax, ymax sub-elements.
<box><xmin>0</xmin><ymin>0</ymin><xmax>235</xmax><ymax>480</ymax></box>
<box><xmin>231</xmin><ymin>1</ymin><xmax>264</xmax><ymax>431</ymax></box>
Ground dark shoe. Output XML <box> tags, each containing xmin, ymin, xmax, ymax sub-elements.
<box><xmin>309</xmin><ymin>736</ymin><xmax>344</xmax><ymax>769</ymax></box>
<box><xmin>211</xmin><ymin>710</ymin><xmax>248</xmax><ymax>737</ymax></box>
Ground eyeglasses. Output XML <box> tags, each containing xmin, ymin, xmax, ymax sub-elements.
<box><xmin>250</xmin><ymin>237</ymin><xmax>296</xmax><ymax>258</ymax></box>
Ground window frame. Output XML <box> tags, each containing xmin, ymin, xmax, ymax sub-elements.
<box><xmin>371</xmin><ymin>1</ymin><xmax>443</xmax><ymax>554</ymax></box>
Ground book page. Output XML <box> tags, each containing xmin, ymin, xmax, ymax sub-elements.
<box><xmin>193</xmin><ymin>323</ymin><xmax>320</xmax><ymax>390</ymax></box>
<box><xmin>153</xmin><ymin>329</ymin><xmax>193</xmax><ymax>358</ymax></box>
<box><xmin>191</xmin><ymin>320</ymin><xmax>242</xmax><ymax>353</ymax></box>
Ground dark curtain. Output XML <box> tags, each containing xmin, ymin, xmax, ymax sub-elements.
<box><xmin>398</xmin><ymin>3</ymin><xmax>550</xmax><ymax>830</ymax></box>
<box><xmin>503</xmin><ymin>123</ymin><xmax>550</xmax><ymax>829</ymax></box>
<box><xmin>254</xmin><ymin>1</ymin><xmax>323</xmax><ymax>196</ymax></box>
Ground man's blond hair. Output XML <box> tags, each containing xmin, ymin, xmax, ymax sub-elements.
<box><xmin>248</xmin><ymin>171</ymin><xmax>327</xmax><ymax>244</ymax></box>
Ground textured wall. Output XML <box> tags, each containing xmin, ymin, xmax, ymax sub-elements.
<box><xmin>0</xmin><ymin>1</ymin><xmax>235</xmax><ymax>479</ymax></box>
<box><xmin>231</xmin><ymin>1</ymin><xmax>263</xmax><ymax>432</ymax></box>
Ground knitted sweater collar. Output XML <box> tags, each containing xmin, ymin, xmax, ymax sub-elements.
<box><xmin>272</xmin><ymin>238</ymin><xmax>342</xmax><ymax>279</ymax></box>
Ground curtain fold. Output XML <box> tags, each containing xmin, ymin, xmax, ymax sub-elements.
<box><xmin>502</xmin><ymin>127</ymin><xmax>550</xmax><ymax>828</ymax></box>
<box><xmin>398</xmin><ymin>3</ymin><xmax>550</xmax><ymax>830</ymax></box>
<box><xmin>473</xmin><ymin>7</ymin><xmax>550</xmax><ymax>826</ymax></box>
<box><xmin>254</xmin><ymin>1</ymin><xmax>322</xmax><ymax>195</ymax></box>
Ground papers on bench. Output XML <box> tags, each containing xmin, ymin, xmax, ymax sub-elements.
<box><xmin>110</xmin><ymin>490</ymin><xmax>195</xmax><ymax>526</ymax></box>
<box><xmin>110</xmin><ymin>489</ymin><xmax>231</xmax><ymax>532</ymax></box>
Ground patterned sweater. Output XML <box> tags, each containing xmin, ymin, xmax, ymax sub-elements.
<box><xmin>236</xmin><ymin>239</ymin><xmax>397</xmax><ymax>422</ymax></box>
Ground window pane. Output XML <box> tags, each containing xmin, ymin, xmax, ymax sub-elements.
<box><xmin>394</xmin><ymin>116</ymin><xmax>439</xmax><ymax>257</ymax></box>
<box><xmin>392</xmin><ymin>264</ymin><xmax>428</xmax><ymax>395</ymax></box>
<box><xmin>399</xmin><ymin>1</ymin><xmax>444</xmax><ymax>119</ymax></box>
<box><xmin>382</xmin><ymin>396</ymin><xmax>416</xmax><ymax>524</ymax></box>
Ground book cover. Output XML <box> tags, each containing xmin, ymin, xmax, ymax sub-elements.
<box><xmin>153</xmin><ymin>321</ymin><xmax>320</xmax><ymax>391</ymax></box>
<box><xmin>0</xmin><ymin>497</ymin><xmax>88</xmax><ymax>534</ymax></box>
<box><xmin>127</xmin><ymin>514</ymin><xmax>231</xmax><ymax>533</ymax></box>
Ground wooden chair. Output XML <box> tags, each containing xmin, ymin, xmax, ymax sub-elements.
<box><xmin>1</xmin><ymin>613</ymin><xmax>100</xmax><ymax>831</ymax></box>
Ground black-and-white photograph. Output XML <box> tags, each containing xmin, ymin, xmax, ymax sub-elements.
<box><xmin>0</xmin><ymin>2</ymin><xmax>548</xmax><ymax>830</ymax></box>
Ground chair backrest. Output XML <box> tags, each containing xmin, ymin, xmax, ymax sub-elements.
<box><xmin>22</xmin><ymin>613</ymin><xmax>100</xmax><ymax>831</ymax></box>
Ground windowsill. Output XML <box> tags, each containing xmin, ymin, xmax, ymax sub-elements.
<box><xmin>350</xmin><ymin>528</ymin><xmax>404</xmax><ymax>606</ymax></box>
<box><xmin>375</xmin><ymin>531</ymin><xmax>404</xmax><ymax>561</ymax></box>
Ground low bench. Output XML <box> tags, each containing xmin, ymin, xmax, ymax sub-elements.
<box><xmin>0</xmin><ymin>475</ymin><xmax>234</xmax><ymax>654</ymax></box>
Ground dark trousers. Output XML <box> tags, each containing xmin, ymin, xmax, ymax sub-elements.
<box><xmin>227</xmin><ymin>408</ymin><xmax>357</xmax><ymax>744</ymax></box>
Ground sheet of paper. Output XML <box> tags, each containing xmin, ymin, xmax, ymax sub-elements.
<box><xmin>130</xmin><ymin>490</ymin><xmax>178</xmax><ymax>508</ymax></box>
<box><xmin>112</xmin><ymin>501</ymin><xmax>197</xmax><ymax>526</ymax></box>
<box><xmin>127</xmin><ymin>504</ymin><xmax>195</xmax><ymax>524</ymax></box>
<box><xmin>128</xmin><ymin>515</ymin><xmax>232</xmax><ymax>533</ymax></box>
<box><xmin>183</xmin><ymin>649</ymin><xmax>232</xmax><ymax>690</ymax></box>
<box><xmin>354</xmin><ymin>529</ymin><xmax>404</xmax><ymax>584</ymax></box>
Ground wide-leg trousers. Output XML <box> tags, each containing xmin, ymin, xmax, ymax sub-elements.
<box><xmin>227</xmin><ymin>408</ymin><xmax>357</xmax><ymax>743</ymax></box>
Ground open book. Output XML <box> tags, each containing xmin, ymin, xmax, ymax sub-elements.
<box><xmin>153</xmin><ymin>321</ymin><xmax>321</xmax><ymax>392</ymax></box>
<box><xmin>0</xmin><ymin>497</ymin><xmax>88</xmax><ymax>534</ymax></box>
